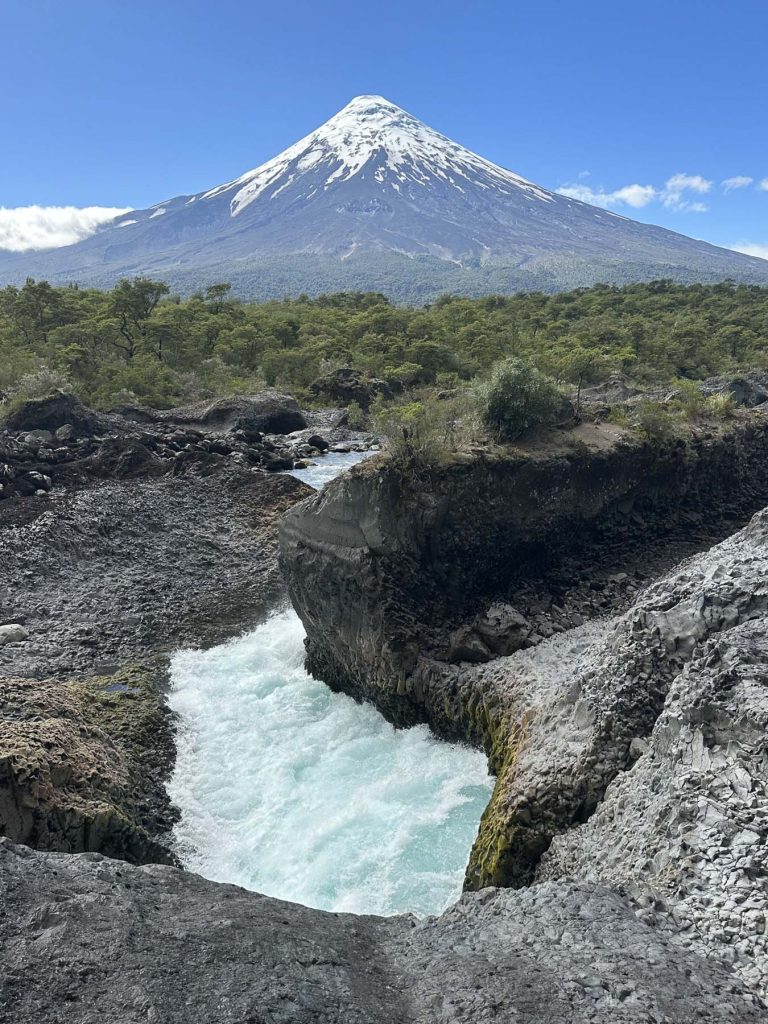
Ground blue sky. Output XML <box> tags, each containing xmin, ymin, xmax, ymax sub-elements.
<box><xmin>1</xmin><ymin>0</ymin><xmax>766</xmax><ymax>256</ymax></box>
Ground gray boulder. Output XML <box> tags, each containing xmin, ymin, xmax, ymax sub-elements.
<box><xmin>0</xmin><ymin>624</ymin><xmax>29</xmax><ymax>646</ymax></box>
<box><xmin>701</xmin><ymin>374</ymin><xmax>768</xmax><ymax>407</ymax></box>
<box><xmin>119</xmin><ymin>392</ymin><xmax>307</xmax><ymax>436</ymax></box>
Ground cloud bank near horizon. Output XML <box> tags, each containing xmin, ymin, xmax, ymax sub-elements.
<box><xmin>0</xmin><ymin>205</ymin><xmax>132</xmax><ymax>252</ymax></box>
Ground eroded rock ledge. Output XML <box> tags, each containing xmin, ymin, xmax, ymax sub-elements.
<box><xmin>2</xmin><ymin>839</ymin><xmax>763</xmax><ymax>1023</ymax></box>
<box><xmin>280</xmin><ymin>419</ymin><xmax>768</xmax><ymax>999</ymax></box>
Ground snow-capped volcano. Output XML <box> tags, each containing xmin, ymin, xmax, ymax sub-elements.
<box><xmin>202</xmin><ymin>95</ymin><xmax>552</xmax><ymax>214</ymax></box>
<box><xmin>1</xmin><ymin>95</ymin><xmax>767</xmax><ymax>299</ymax></box>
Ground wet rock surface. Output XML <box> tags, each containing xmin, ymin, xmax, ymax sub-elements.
<box><xmin>1</xmin><ymin>839</ymin><xmax>763</xmax><ymax>1024</ymax></box>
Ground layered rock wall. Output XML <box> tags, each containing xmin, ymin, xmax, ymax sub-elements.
<box><xmin>280</xmin><ymin>421</ymin><xmax>768</xmax><ymax>887</ymax></box>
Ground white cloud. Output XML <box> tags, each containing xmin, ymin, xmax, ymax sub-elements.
<box><xmin>731</xmin><ymin>242</ymin><xmax>768</xmax><ymax>261</ymax></box>
<box><xmin>557</xmin><ymin>182</ymin><xmax>656</xmax><ymax>209</ymax></box>
<box><xmin>0</xmin><ymin>205</ymin><xmax>132</xmax><ymax>252</ymax></box>
<box><xmin>558</xmin><ymin>172</ymin><xmax>715</xmax><ymax>214</ymax></box>
<box><xmin>661</xmin><ymin>173</ymin><xmax>712</xmax><ymax>211</ymax></box>
<box><xmin>722</xmin><ymin>175</ymin><xmax>753</xmax><ymax>192</ymax></box>
<box><xmin>759</xmin><ymin>179</ymin><xmax>768</xmax><ymax>192</ymax></box>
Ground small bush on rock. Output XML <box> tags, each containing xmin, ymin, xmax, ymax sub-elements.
<box><xmin>374</xmin><ymin>392</ymin><xmax>475</xmax><ymax>470</ymax></box>
<box><xmin>633</xmin><ymin>399</ymin><xmax>677</xmax><ymax>440</ymax></box>
<box><xmin>673</xmin><ymin>379</ymin><xmax>708</xmax><ymax>418</ymax></box>
<box><xmin>474</xmin><ymin>358</ymin><xmax>563</xmax><ymax>440</ymax></box>
<box><xmin>345</xmin><ymin>400</ymin><xmax>367</xmax><ymax>430</ymax></box>
<box><xmin>707</xmin><ymin>393</ymin><xmax>736</xmax><ymax>419</ymax></box>
<box><xmin>1</xmin><ymin>366</ymin><xmax>73</xmax><ymax>419</ymax></box>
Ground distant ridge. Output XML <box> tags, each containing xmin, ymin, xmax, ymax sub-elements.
<box><xmin>1</xmin><ymin>95</ymin><xmax>766</xmax><ymax>300</ymax></box>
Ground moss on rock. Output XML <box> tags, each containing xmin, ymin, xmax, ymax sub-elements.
<box><xmin>0</xmin><ymin>660</ymin><xmax>177</xmax><ymax>864</ymax></box>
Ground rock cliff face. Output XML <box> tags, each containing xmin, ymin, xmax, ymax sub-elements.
<box><xmin>280</xmin><ymin>420</ymin><xmax>768</xmax><ymax>1000</ymax></box>
<box><xmin>538</xmin><ymin>578</ymin><xmax>768</xmax><ymax>996</ymax></box>
<box><xmin>280</xmin><ymin>419</ymin><xmax>768</xmax><ymax>735</ymax></box>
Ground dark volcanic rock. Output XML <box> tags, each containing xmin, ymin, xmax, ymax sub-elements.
<box><xmin>701</xmin><ymin>373</ymin><xmax>768</xmax><ymax>408</ymax></box>
<box><xmin>310</xmin><ymin>367</ymin><xmax>393</xmax><ymax>410</ymax></box>
<box><xmin>84</xmin><ymin>436</ymin><xmax>165</xmax><ymax>479</ymax></box>
<box><xmin>0</xmin><ymin>670</ymin><xmax>176</xmax><ymax>865</ymax></box>
<box><xmin>0</xmin><ymin>468</ymin><xmax>311</xmax><ymax>862</ymax></box>
<box><xmin>121</xmin><ymin>391</ymin><xmax>307</xmax><ymax>435</ymax></box>
<box><xmin>1</xmin><ymin>839</ymin><xmax>763</xmax><ymax>1024</ymax></box>
<box><xmin>280</xmin><ymin>418</ymin><xmax>768</xmax><ymax>733</ymax></box>
<box><xmin>280</xmin><ymin>424</ymin><xmax>768</xmax><ymax>1001</ymax></box>
<box><xmin>1</xmin><ymin>470</ymin><xmax>310</xmax><ymax>680</ymax></box>
<box><xmin>3</xmin><ymin>390</ymin><xmax>102</xmax><ymax>435</ymax></box>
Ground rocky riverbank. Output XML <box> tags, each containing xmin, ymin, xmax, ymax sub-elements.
<box><xmin>4</xmin><ymin>387</ymin><xmax>768</xmax><ymax>1019</ymax></box>
<box><xmin>0</xmin><ymin>390</ymin><xmax>376</xmax><ymax>502</ymax></box>
<box><xmin>0</xmin><ymin>389</ymin><xmax>380</xmax><ymax>862</ymax></box>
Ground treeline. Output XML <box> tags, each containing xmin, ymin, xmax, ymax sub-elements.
<box><xmin>1</xmin><ymin>277</ymin><xmax>767</xmax><ymax>411</ymax></box>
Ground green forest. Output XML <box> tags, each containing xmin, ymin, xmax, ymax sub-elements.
<box><xmin>1</xmin><ymin>277</ymin><xmax>767</xmax><ymax>413</ymax></box>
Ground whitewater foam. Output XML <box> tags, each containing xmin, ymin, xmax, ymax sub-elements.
<box><xmin>168</xmin><ymin>609</ymin><xmax>492</xmax><ymax>916</ymax></box>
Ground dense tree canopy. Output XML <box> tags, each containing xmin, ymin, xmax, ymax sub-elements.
<box><xmin>1</xmin><ymin>277</ymin><xmax>767</xmax><ymax>411</ymax></box>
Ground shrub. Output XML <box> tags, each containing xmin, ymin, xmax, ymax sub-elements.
<box><xmin>673</xmin><ymin>378</ymin><xmax>707</xmax><ymax>418</ymax></box>
<box><xmin>607</xmin><ymin>405</ymin><xmax>631</xmax><ymax>428</ymax></box>
<box><xmin>632</xmin><ymin>399</ymin><xmax>677</xmax><ymax>440</ymax></box>
<box><xmin>373</xmin><ymin>392</ymin><xmax>475</xmax><ymax>469</ymax></box>
<box><xmin>707</xmin><ymin>393</ymin><xmax>736</xmax><ymax>420</ymax></box>
<box><xmin>474</xmin><ymin>357</ymin><xmax>562</xmax><ymax>440</ymax></box>
<box><xmin>383</xmin><ymin>362</ymin><xmax>427</xmax><ymax>388</ymax></box>
<box><xmin>345</xmin><ymin>400</ymin><xmax>367</xmax><ymax>430</ymax></box>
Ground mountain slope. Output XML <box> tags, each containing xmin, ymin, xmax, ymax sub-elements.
<box><xmin>1</xmin><ymin>95</ymin><xmax>766</xmax><ymax>299</ymax></box>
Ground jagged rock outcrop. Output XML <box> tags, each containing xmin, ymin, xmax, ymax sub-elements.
<box><xmin>118</xmin><ymin>391</ymin><xmax>308</xmax><ymax>435</ymax></box>
<box><xmin>1</xmin><ymin>839</ymin><xmax>764</xmax><ymax>1023</ymax></box>
<box><xmin>3</xmin><ymin>391</ymin><xmax>103</xmax><ymax>435</ymax></box>
<box><xmin>310</xmin><ymin>367</ymin><xmax>394</xmax><ymax>410</ymax></box>
<box><xmin>280</xmin><ymin>417</ymin><xmax>768</xmax><ymax>730</ymax></box>
<box><xmin>0</xmin><ymin>668</ymin><xmax>175</xmax><ymax>864</ymax></box>
<box><xmin>280</xmin><ymin>420</ymin><xmax>768</xmax><ymax>1001</ymax></box>
<box><xmin>539</xmin><ymin>601</ymin><xmax>768</xmax><ymax>997</ymax></box>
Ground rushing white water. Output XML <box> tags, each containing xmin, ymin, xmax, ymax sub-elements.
<box><xmin>287</xmin><ymin>448</ymin><xmax>374</xmax><ymax>487</ymax></box>
<box><xmin>167</xmin><ymin>450</ymin><xmax>493</xmax><ymax>917</ymax></box>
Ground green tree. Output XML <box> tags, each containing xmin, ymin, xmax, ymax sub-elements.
<box><xmin>109</xmin><ymin>278</ymin><xmax>170</xmax><ymax>361</ymax></box>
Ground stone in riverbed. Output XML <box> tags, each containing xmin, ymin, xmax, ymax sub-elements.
<box><xmin>446</xmin><ymin>624</ymin><xmax>492</xmax><ymax>663</ymax></box>
<box><xmin>263</xmin><ymin>455</ymin><xmax>294</xmax><ymax>472</ymax></box>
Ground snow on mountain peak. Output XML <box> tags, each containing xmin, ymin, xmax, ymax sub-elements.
<box><xmin>201</xmin><ymin>95</ymin><xmax>552</xmax><ymax>215</ymax></box>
